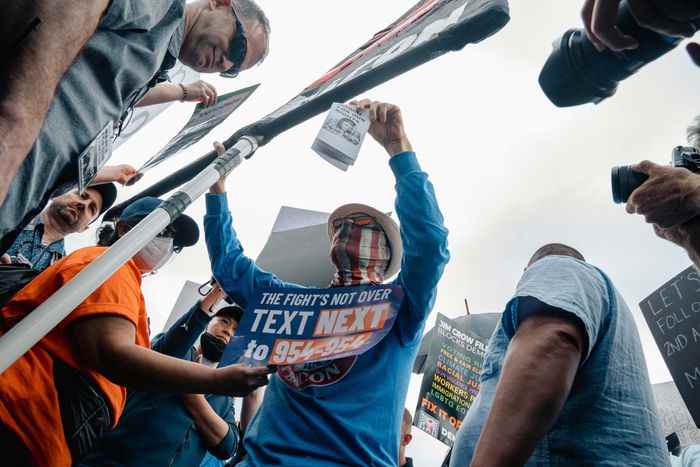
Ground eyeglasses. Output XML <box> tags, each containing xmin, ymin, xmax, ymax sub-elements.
<box><xmin>220</xmin><ymin>7</ymin><xmax>248</xmax><ymax>78</ymax></box>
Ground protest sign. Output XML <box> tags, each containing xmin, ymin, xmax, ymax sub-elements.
<box><xmin>221</xmin><ymin>284</ymin><xmax>404</xmax><ymax>367</ymax></box>
<box><xmin>640</xmin><ymin>266</ymin><xmax>700</xmax><ymax>426</ymax></box>
<box><xmin>114</xmin><ymin>61</ymin><xmax>200</xmax><ymax>149</ymax></box>
<box><xmin>256</xmin><ymin>206</ymin><xmax>335</xmax><ymax>288</ymax></box>
<box><xmin>312</xmin><ymin>103</ymin><xmax>370</xmax><ymax>171</ymax></box>
<box><xmin>414</xmin><ymin>313</ymin><xmax>487</xmax><ymax>447</ymax></box>
<box><xmin>414</xmin><ymin>312</ymin><xmax>499</xmax><ymax>374</ymax></box>
<box><xmin>138</xmin><ymin>84</ymin><xmax>259</xmax><ymax>173</ymax></box>
<box><xmin>77</xmin><ymin>121</ymin><xmax>114</xmax><ymax>194</ymax></box>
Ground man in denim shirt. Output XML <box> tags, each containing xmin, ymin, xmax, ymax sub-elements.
<box><xmin>451</xmin><ymin>244</ymin><xmax>668</xmax><ymax>467</ymax></box>
<box><xmin>2</xmin><ymin>184</ymin><xmax>116</xmax><ymax>270</ymax></box>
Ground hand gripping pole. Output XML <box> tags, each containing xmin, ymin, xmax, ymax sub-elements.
<box><xmin>0</xmin><ymin>136</ymin><xmax>258</xmax><ymax>374</ymax></box>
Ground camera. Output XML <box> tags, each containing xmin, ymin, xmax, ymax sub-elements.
<box><xmin>612</xmin><ymin>146</ymin><xmax>700</xmax><ymax>204</ymax></box>
<box><xmin>539</xmin><ymin>0</ymin><xmax>697</xmax><ymax>107</ymax></box>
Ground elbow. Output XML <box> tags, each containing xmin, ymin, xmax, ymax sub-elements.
<box><xmin>530</xmin><ymin>326</ymin><xmax>584</xmax><ymax>364</ymax></box>
<box><xmin>93</xmin><ymin>340</ymin><xmax>135</xmax><ymax>387</ymax></box>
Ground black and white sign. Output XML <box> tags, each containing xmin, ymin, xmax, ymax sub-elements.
<box><xmin>77</xmin><ymin>121</ymin><xmax>114</xmax><ymax>194</ymax></box>
<box><xmin>640</xmin><ymin>266</ymin><xmax>700</xmax><ymax>426</ymax></box>
<box><xmin>139</xmin><ymin>84</ymin><xmax>259</xmax><ymax>173</ymax></box>
<box><xmin>312</xmin><ymin>103</ymin><xmax>370</xmax><ymax>171</ymax></box>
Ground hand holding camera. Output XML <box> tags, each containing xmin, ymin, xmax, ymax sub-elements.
<box><xmin>540</xmin><ymin>0</ymin><xmax>700</xmax><ymax>107</ymax></box>
<box><xmin>625</xmin><ymin>159</ymin><xmax>700</xmax><ymax>228</ymax></box>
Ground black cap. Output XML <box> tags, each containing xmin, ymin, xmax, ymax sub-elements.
<box><xmin>87</xmin><ymin>183</ymin><xmax>118</xmax><ymax>223</ymax></box>
<box><xmin>119</xmin><ymin>197</ymin><xmax>199</xmax><ymax>249</ymax></box>
<box><xmin>216</xmin><ymin>305</ymin><xmax>244</xmax><ymax>323</ymax></box>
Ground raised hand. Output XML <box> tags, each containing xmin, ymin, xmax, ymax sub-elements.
<box><xmin>626</xmin><ymin>160</ymin><xmax>700</xmax><ymax>228</ymax></box>
<box><xmin>581</xmin><ymin>0</ymin><xmax>698</xmax><ymax>52</ymax></box>
<box><xmin>350</xmin><ymin>99</ymin><xmax>412</xmax><ymax>157</ymax></box>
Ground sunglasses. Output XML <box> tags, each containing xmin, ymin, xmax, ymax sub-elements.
<box><xmin>331</xmin><ymin>214</ymin><xmax>382</xmax><ymax>231</ymax></box>
<box><xmin>220</xmin><ymin>7</ymin><xmax>248</xmax><ymax>78</ymax></box>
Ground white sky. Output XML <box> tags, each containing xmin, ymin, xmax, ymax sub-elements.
<box><xmin>67</xmin><ymin>1</ymin><xmax>700</xmax><ymax>465</ymax></box>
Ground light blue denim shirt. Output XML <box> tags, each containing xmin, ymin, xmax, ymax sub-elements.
<box><xmin>451</xmin><ymin>256</ymin><xmax>669</xmax><ymax>467</ymax></box>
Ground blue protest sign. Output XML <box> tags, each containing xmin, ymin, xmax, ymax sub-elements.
<box><xmin>222</xmin><ymin>284</ymin><xmax>404</xmax><ymax>367</ymax></box>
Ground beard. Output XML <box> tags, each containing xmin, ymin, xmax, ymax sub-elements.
<box><xmin>51</xmin><ymin>204</ymin><xmax>81</xmax><ymax>231</ymax></box>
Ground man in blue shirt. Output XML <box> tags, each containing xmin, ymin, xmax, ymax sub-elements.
<box><xmin>450</xmin><ymin>244</ymin><xmax>668</xmax><ymax>467</ymax></box>
<box><xmin>204</xmin><ymin>99</ymin><xmax>450</xmax><ymax>466</ymax></box>
<box><xmin>1</xmin><ymin>183</ymin><xmax>116</xmax><ymax>270</ymax></box>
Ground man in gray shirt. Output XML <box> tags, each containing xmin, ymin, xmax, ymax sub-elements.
<box><xmin>451</xmin><ymin>243</ymin><xmax>668</xmax><ymax>467</ymax></box>
<box><xmin>0</xmin><ymin>0</ymin><xmax>270</xmax><ymax>256</ymax></box>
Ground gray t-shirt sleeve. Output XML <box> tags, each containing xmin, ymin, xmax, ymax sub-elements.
<box><xmin>501</xmin><ymin>255</ymin><xmax>610</xmax><ymax>363</ymax></box>
<box><xmin>100</xmin><ymin>0</ymin><xmax>174</xmax><ymax>31</ymax></box>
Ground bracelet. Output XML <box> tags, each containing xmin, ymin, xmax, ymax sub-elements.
<box><xmin>179</xmin><ymin>83</ymin><xmax>188</xmax><ymax>102</ymax></box>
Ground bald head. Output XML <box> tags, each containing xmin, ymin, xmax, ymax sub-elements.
<box><xmin>527</xmin><ymin>243</ymin><xmax>585</xmax><ymax>268</ymax></box>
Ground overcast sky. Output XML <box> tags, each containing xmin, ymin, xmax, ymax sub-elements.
<box><xmin>67</xmin><ymin>1</ymin><xmax>700</xmax><ymax>465</ymax></box>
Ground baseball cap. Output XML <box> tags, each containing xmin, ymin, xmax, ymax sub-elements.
<box><xmin>119</xmin><ymin>197</ymin><xmax>199</xmax><ymax>249</ymax></box>
<box><xmin>217</xmin><ymin>305</ymin><xmax>244</xmax><ymax>323</ymax></box>
<box><xmin>87</xmin><ymin>183</ymin><xmax>118</xmax><ymax>222</ymax></box>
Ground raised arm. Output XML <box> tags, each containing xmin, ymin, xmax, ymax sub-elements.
<box><xmin>204</xmin><ymin>143</ymin><xmax>299</xmax><ymax>308</ymax></box>
<box><xmin>352</xmin><ymin>100</ymin><xmax>449</xmax><ymax>343</ymax></box>
<box><xmin>151</xmin><ymin>284</ymin><xmax>226</xmax><ymax>358</ymax></box>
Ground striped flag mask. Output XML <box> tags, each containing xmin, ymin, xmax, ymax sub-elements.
<box><xmin>330</xmin><ymin>213</ymin><xmax>391</xmax><ymax>287</ymax></box>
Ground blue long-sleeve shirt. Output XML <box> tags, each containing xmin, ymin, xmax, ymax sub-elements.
<box><xmin>78</xmin><ymin>305</ymin><xmax>239</xmax><ymax>467</ymax></box>
<box><xmin>204</xmin><ymin>151</ymin><xmax>449</xmax><ymax>467</ymax></box>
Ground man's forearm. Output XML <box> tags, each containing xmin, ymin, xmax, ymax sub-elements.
<box><xmin>103</xmin><ymin>342</ymin><xmax>221</xmax><ymax>394</ymax></box>
<box><xmin>240</xmin><ymin>388</ymin><xmax>263</xmax><ymax>433</ymax></box>
<box><xmin>470</xmin><ymin>317</ymin><xmax>581</xmax><ymax>467</ymax></box>
<box><xmin>183</xmin><ymin>394</ymin><xmax>230</xmax><ymax>448</ymax></box>
<box><xmin>136</xmin><ymin>83</ymin><xmax>184</xmax><ymax>108</ymax></box>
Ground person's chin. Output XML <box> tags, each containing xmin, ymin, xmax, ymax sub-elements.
<box><xmin>57</xmin><ymin>213</ymin><xmax>79</xmax><ymax>232</ymax></box>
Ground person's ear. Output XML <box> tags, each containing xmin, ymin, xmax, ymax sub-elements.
<box><xmin>403</xmin><ymin>433</ymin><xmax>412</xmax><ymax>446</ymax></box>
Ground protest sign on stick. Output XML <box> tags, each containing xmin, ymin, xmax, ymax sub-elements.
<box><xmin>221</xmin><ymin>284</ymin><xmax>404</xmax><ymax>367</ymax></box>
<box><xmin>640</xmin><ymin>266</ymin><xmax>700</xmax><ymax>427</ymax></box>
<box><xmin>138</xmin><ymin>84</ymin><xmax>259</xmax><ymax>173</ymax></box>
<box><xmin>414</xmin><ymin>313</ymin><xmax>487</xmax><ymax>447</ymax></box>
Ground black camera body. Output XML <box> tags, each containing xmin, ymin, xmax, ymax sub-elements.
<box><xmin>612</xmin><ymin>146</ymin><xmax>700</xmax><ymax>204</ymax></box>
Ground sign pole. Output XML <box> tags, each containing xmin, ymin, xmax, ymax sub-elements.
<box><xmin>0</xmin><ymin>137</ymin><xmax>258</xmax><ymax>373</ymax></box>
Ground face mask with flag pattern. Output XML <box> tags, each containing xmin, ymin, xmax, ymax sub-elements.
<box><xmin>329</xmin><ymin>213</ymin><xmax>391</xmax><ymax>287</ymax></box>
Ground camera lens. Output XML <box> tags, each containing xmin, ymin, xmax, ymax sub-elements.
<box><xmin>539</xmin><ymin>30</ymin><xmax>618</xmax><ymax>107</ymax></box>
<box><xmin>539</xmin><ymin>1</ymin><xmax>683</xmax><ymax>108</ymax></box>
<box><xmin>611</xmin><ymin>166</ymin><xmax>649</xmax><ymax>204</ymax></box>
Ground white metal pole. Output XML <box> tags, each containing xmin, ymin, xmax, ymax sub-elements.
<box><xmin>0</xmin><ymin>136</ymin><xmax>258</xmax><ymax>373</ymax></box>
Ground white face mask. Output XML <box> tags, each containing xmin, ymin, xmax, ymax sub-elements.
<box><xmin>133</xmin><ymin>237</ymin><xmax>174</xmax><ymax>275</ymax></box>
